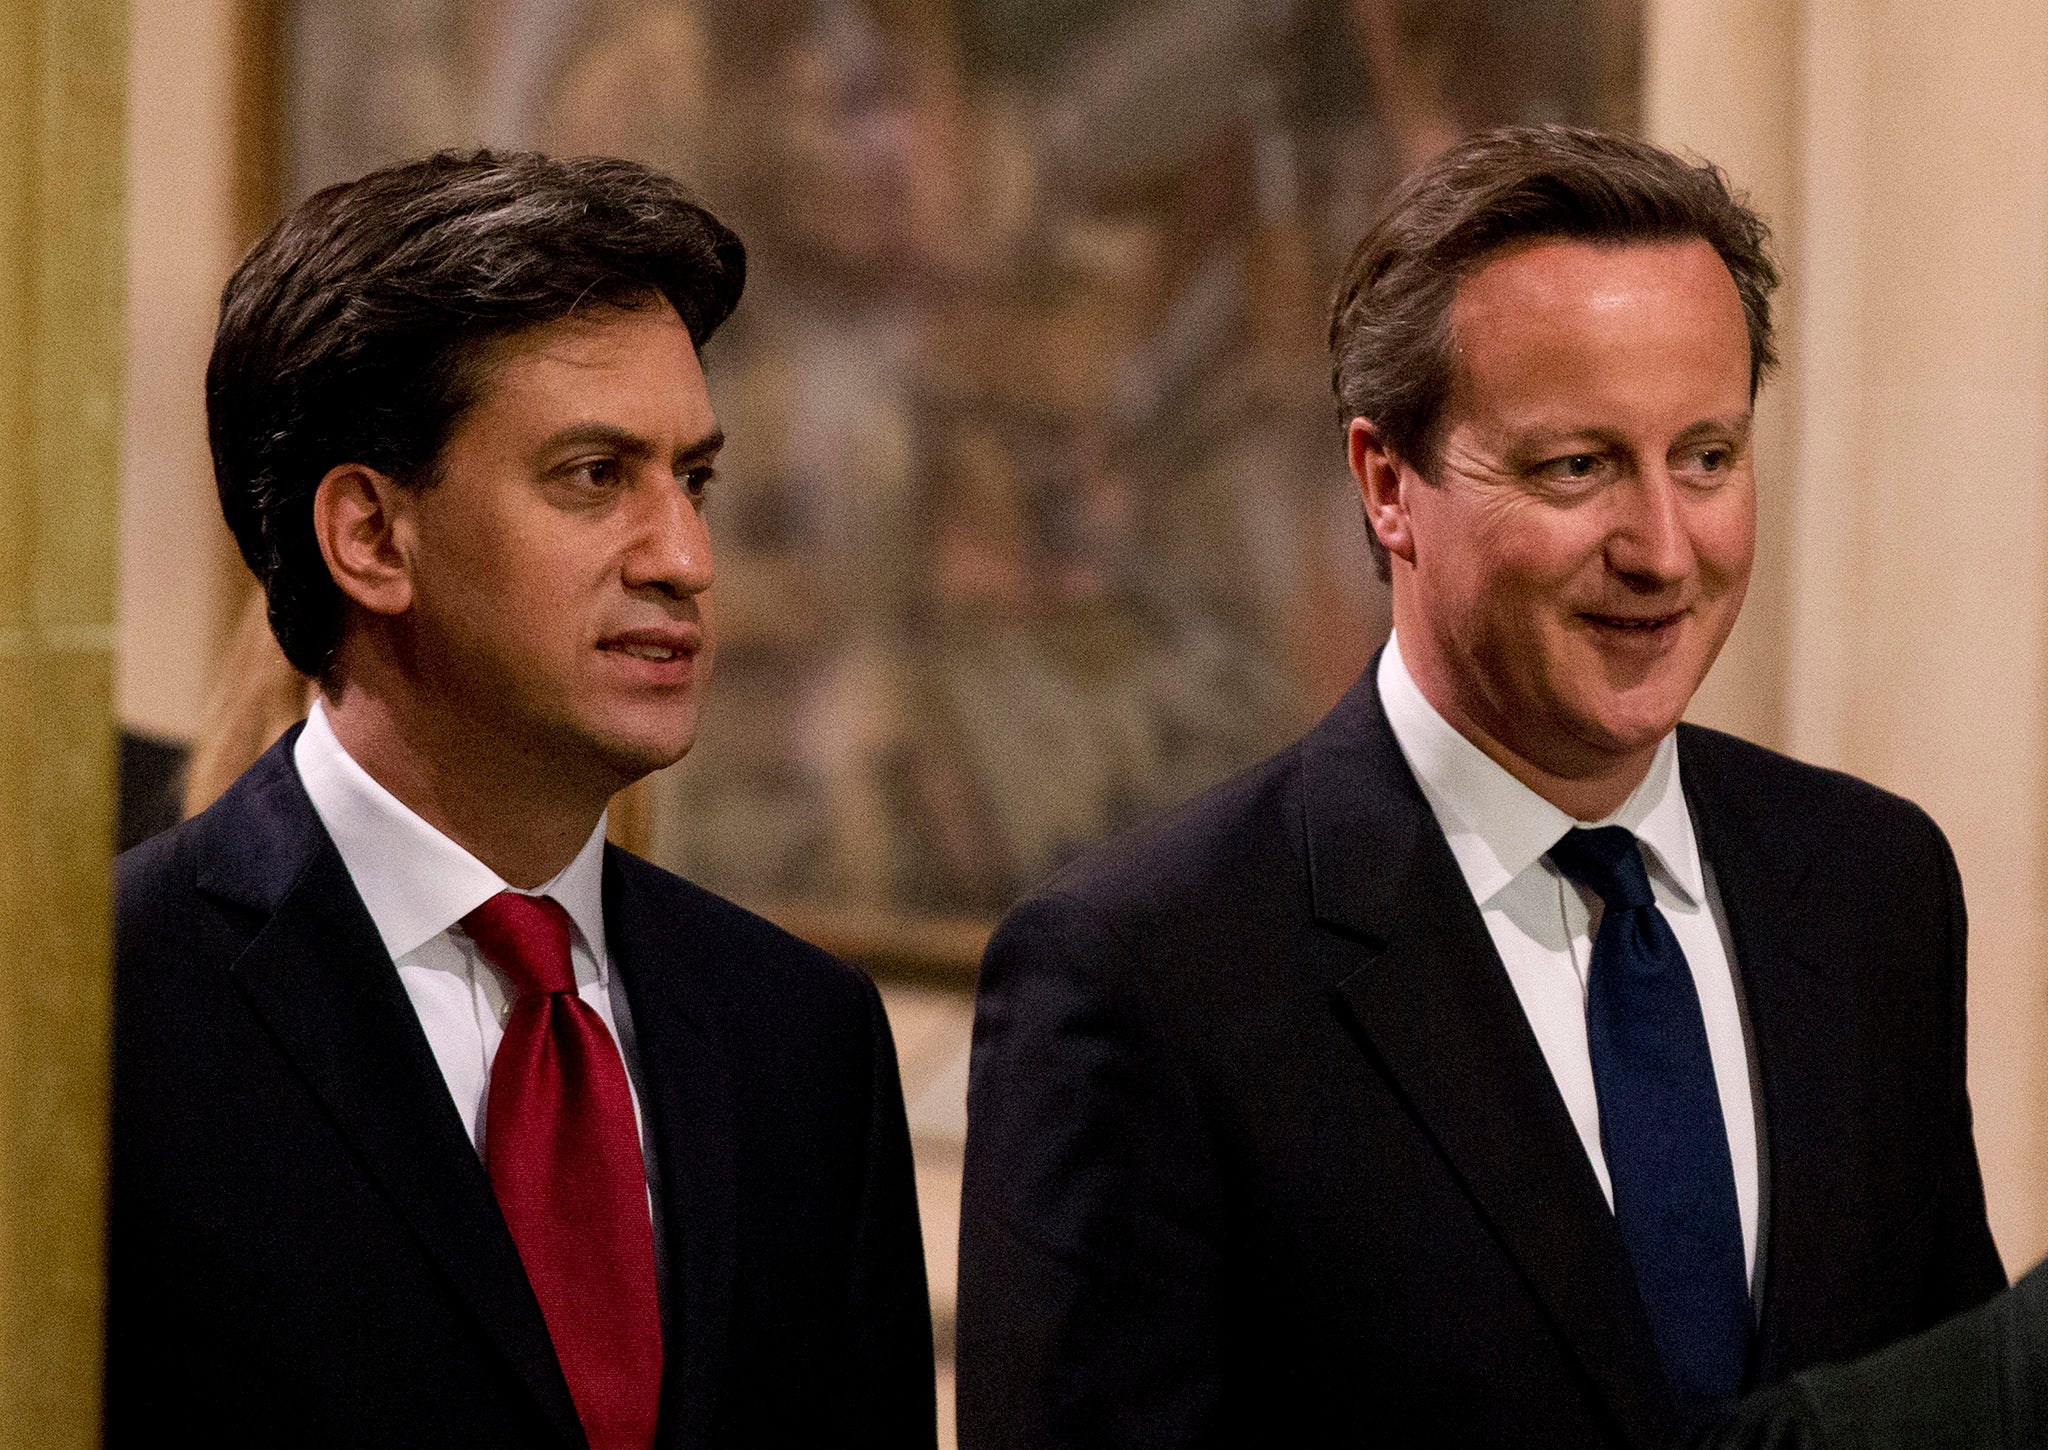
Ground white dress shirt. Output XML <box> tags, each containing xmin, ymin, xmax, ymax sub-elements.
<box><xmin>1377</xmin><ymin>635</ymin><xmax>1760</xmax><ymax>1283</ymax></box>
<box><xmin>292</xmin><ymin>700</ymin><xmax>662</xmax><ymax>1239</ymax></box>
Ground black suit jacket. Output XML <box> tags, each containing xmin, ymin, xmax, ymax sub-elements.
<box><xmin>956</xmin><ymin>665</ymin><xmax>2004</xmax><ymax>1449</ymax></box>
<box><xmin>1701</xmin><ymin>1257</ymin><xmax>2048</xmax><ymax>1450</ymax></box>
<box><xmin>108</xmin><ymin>732</ymin><xmax>935</xmax><ymax>1449</ymax></box>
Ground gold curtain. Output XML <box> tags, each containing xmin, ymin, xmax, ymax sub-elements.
<box><xmin>0</xmin><ymin>0</ymin><xmax>126</xmax><ymax>1442</ymax></box>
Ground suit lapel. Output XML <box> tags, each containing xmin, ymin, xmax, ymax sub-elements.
<box><xmin>605</xmin><ymin>850</ymin><xmax>738</xmax><ymax>1450</ymax></box>
<box><xmin>1302</xmin><ymin>667</ymin><xmax>1673</xmax><ymax>1447</ymax></box>
<box><xmin>196</xmin><ymin>737</ymin><xmax>585</xmax><ymax>1446</ymax></box>
<box><xmin>1677</xmin><ymin>727</ymin><xmax>1825</xmax><ymax>1385</ymax></box>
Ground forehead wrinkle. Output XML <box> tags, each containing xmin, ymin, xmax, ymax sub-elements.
<box><xmin>1449</xmin><ymin>238</ymin><xmax>1745</xmax><ymax>368</ymax></box>
<box><xmin>1443</xmin><ymin>313</ymin><xmax>1748</xmax><ymax>464</ymax></box>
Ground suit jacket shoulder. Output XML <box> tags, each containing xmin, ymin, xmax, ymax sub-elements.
<box><xmin>1676</xmin><ymin>721</ymin><xmax>1951</xmax><ymax>867</ymax></box>
<box><xmin>605</xmin><ymin>846</ymin><xmax>879</xmax><ymax>1021</ymax></box>
<box><xmin>1009</xmin><ymin>737</ymin><xmax>1312</xmax><ymax>952</ymax></box>
<box><xmin>116</xmin><ymin>728</ymin><xmax>327</xmax><ymax>944</ymax></box>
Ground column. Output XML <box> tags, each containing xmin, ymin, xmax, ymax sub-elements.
<box><xmin>1644</xmin><ymin>0</ymin><xmax>1802</xmax><ymax>751</ymax></box>
<box><xmin>0</xmin><ymin>0</ymin><xmax>127</xmax><ymax>1444</ymax></box>
<box><xmin>1785</xmin><ymin>0</ymin><xmax>2048</xmax><ymax>1268</ymax></box>
<box><xmin>1650</xmin><ymin>0</ymin><xmax>2048</xmax><ymax>1269</ymax></box>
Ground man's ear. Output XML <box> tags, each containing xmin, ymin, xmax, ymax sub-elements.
<box><xmin>312</xmin><ymin>463</ymin><xmax>416</xmax><ymax>618</ymax></box>
<box><xmin>1347</xmin><ymin>417</ymin><xmax>1419</xmax><ymax>567</ymax></box>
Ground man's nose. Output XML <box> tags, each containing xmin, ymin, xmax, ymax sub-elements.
<box><xmin>622</xmin><ymin>476</ymin><xmax>715</xmax><ymax>598</ymax></box>
<box><xmin>1606</xmin><ymin>469</ymin><xmax>1692</xmax><ymax>585</ymax></box>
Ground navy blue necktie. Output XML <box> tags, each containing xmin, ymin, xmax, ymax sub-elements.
<box><xmin>1548</xmin><ymin>826</ymin><xmax>1749</xmax><ymax>1415</ymax></box>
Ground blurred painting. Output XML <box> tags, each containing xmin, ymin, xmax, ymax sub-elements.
<box><xmin>283</xmin><ymin>0</ymin><xmax>1641</xmax><ymax>934</ymax></box>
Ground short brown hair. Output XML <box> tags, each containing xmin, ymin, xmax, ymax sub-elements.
<box><xmin>1327</xmin><ymin>125</ymin><xmax>1779</xmax><ymax>573</ymax></box>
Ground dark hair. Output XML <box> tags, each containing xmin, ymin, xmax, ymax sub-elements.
<box><xmin>1327</xmin><ymin>125</ymin><xmax>1779</xmax><ymax>575</ymax></box>
<box><xmin>208</xmin><ymin>149</ymin><xmax>747</xmax><ymax>675</ymax></box>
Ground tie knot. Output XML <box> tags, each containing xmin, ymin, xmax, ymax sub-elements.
<box><xmin>1547</xmin><ymin>825</ymin><xmax>1656</xmax><ymax>911</ymax></box>
<box><xmin>462</xmin><ymin>892</ymin><xmax>576</xmax><ymax>998</ymax></box>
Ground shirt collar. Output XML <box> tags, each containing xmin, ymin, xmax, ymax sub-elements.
<box><xmin>293</xmin><ymin>698</ymin><xmax>610</xmax><ymax>967</ymax></box>
<box><xmin>1376</xmin><ymin>634</ymin><xmax>1703</xmax><ymax>908</ymax></box>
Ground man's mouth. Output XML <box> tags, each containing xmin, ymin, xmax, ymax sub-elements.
<box><xmin>596</xmin><ymin>626</ymin><xmax>701</xmax><ymax>663</ymax></box>
<box><xmin>1580</xmin><ymin>609</ymin><xmax>1688</xmax><ymax>633</ymax></box>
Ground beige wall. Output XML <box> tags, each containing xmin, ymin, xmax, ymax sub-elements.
<box><xmin>1653</xmin><ymin>0</ymin><xmax>2048</xmax><ymax>1269</ymax></box>
<box><xmin>1644</xmin><ymin>0</ymin><xmax>1801</xmax><ymax>750</ymax></box>
<box><xmin>116</xmin><ymin>0</ymin><xmax>240</xmax><ymax>742</ymax></box>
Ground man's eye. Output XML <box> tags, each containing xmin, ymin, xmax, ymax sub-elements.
<box><xmin>577</xmin><ymin>458</ymin><xmax>621</xmax><ymax>487</ymax></box>
<box><xmin>1675</xmin><ymin>444</ymin><xmax>1737</xmax><ymax>483</ymax></box>
<box><xmin>682</xmin><ymin>466</ymin><xmax>715</xmax><ymax>501</ymax></box>
<box><xmin>1540</xmin><ymin>453</ymin><xmax>1602</xmax><ymax>481</ymax></box>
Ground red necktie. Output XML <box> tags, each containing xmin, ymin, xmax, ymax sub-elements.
<box><xmin>463</xmin><ymin>892</ymin><xmax>663</xmax><ymax>1449</ymax></box>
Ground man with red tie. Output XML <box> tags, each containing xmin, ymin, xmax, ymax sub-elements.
<box><xmin>109</xmin><ymin>151</ymin><xmax>934</xmax><ymax>1449</ymax></box>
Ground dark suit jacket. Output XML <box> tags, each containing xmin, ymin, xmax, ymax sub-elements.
<box><xmin>956</xmin><ymin>664</ymin><xmax>2004</xmax><ymax>1449</ymax></box>
<box><xmin>107</xmin><ymin>732</ymin><xmax>935</xmax><ymax>1449</ymax></box>
<box><xmin>1701</xmin><ymin>1257</ymin><xmax>2048</xmax><ymax>1450</ymax></box>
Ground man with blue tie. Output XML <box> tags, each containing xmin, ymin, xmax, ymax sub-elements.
<box><xmin>956</xmin><ymin>125</ymin><xmax>2006</xmax><ymax>1448</ymax></box>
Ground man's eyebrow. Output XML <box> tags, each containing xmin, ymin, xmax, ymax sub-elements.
<box><xmin>1503</xmin><ymin>424</ymin><xmax>1632</xmax><ymax>459</ymax></box>
<box><xmin>1504</xmin><ymin>413</ymin><xmax>1754</xmax><ymax>459</ymax></box>
<box><xmin>538</xmin><ymin>423</ymin><xmax>726</xmax><ymax>465</ymax></box>
<box><xmin>542</xmin><ymin>423</ymin><xmax>656</xmax><ymax>460</ymax></box>
<box><xmin>1671</xmin><ymin>413</ymin><xmax>1754</xmax><ymax>445</ymax></box>
<box><xmin>676</xmin><ymin>428</ymin><xmax>725</xmax><ymax>467</ymax></box>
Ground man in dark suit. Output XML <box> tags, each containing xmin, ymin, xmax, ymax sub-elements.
<box><xmin>109</xmin><ymin>152</ymin><xmax>934</xmax><ymax>1449</ymax></box>
<box><xmin>956</xmin><ymin>126</ymin><xmax>2005</xmax><ymax>1448</ymax></box>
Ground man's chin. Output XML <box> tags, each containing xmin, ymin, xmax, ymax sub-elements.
<box><xmin>1570</xmin><ymin>699</ymin><xmax>1689</xmax><ymax>762</ymax></box>
<box><xmin>603</xmin><ymin>735</ymin><xmax>694</xmax><ymax>785</ymax></box>
<box><xmin>1563</xmin><ymin>648</ymin><xmax>1710</xmax><ymax>736</ymax></box>
<box><xmin>579</xmin><ymin>715</ymin><xmax>698</xmax><ymax>792</ymax></box>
